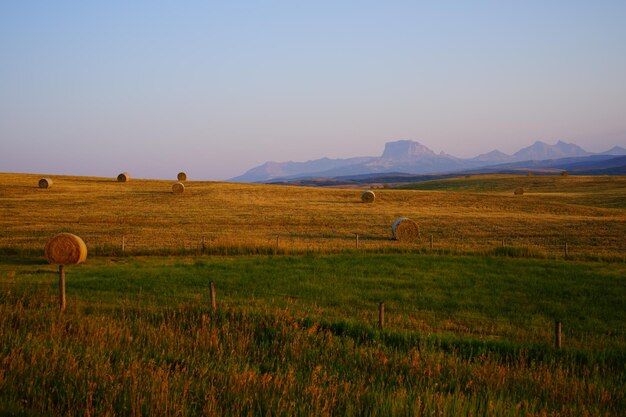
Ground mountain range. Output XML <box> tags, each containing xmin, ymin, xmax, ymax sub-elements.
<box><xmin>231</xmin><ymin>140</ymin><xmax>626</xmax><ymax>183</ymax></box>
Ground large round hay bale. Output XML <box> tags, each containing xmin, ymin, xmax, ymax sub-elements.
<box><xmin>38</xmin><ymin>178</ymin><xmax>53</xmax><ymax>189</ymax></box>
<box><xmin>172</xmin><ymin>182</ymin><xmax>185</xmax><ymax>194</ymax></box>
<box><xmin>117</xmin><ymin>172</ymin><xmax>130</xmax><ymax>182</ymax></box>
<box><xmin>44</xmin><ymin>233</ymin><xmax>87</xmax><ymax>265</ymax></box>
<box><xmin>177</xmin><ymin>172</ymin><xmax>187</xmax><ymax>181</ymax></box>
<box><xmin>361</xmin><ymin>190</ymin><xmax>375</xmax><ymax>203</ymax></box>
<box><xmin>392</xmin><ymin>218</ymin><xmax>420</xmax><ymax>242</ymax></box>
<box><xmin>514</xmin><ymin>187</ymin><xmax>524</xmax><ymax>195</ymax></box>
<box><xmin>560</xmin><ymin>171</ymin><xmax>568</xmax><ymax>177</ymax></box>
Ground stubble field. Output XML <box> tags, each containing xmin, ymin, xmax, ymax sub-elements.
<box><xmin>1</xmin><ymin>173</ymin><xmax>625</xmax><ymax>257</ymax></box>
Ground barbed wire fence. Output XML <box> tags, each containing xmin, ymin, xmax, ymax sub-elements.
<box><xmin>3</xmin><ymin>231</ymin><xmax>625</xmax><ymax>261</ymax></box>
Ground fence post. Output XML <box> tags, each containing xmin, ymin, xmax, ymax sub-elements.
<box><xmin>378</xmin><ymin>302</ymin><xmax>385</xmax><ymax>330</ymax></box>
<box><xmin>59</xmin><ymin>265</ymin><xmax>66</xmax><ymax>312</ymax></box>
<box><xmin>122</xmin><ymin>235</ymin><xmax>125</xmax><ymax>253</ymax></box>
<box><xmin>564</xmin><ymin>243</ymin><xmax>568</xmax><ymax>257</ymax></box>
<box><xmin>555</xmin><ymin>320</ymin><xmax>562</xmax><ymax>349</ymax></box>
<box><xmin>430</xmin><ymin>234</ymin><xmax>433</xmax><ymax>250</ymax></box>
<box><xmin>276</xmin><ymin>236</ymin><xmax>279</xmax><ymax>252</ymax></box>
<box><xmin>356</xmin><ymin>234</ymin><xmax>359</xmax><ymax>249</ymax></box>
<box><xmin>502</xmin><ymin>239</ymin><xmax>505</xmax><ymax>248</ymax></box>
<box><xmin>210</xmin><ymin>281</ymin><xmax>216</xmax><ymax>313</ymax></box>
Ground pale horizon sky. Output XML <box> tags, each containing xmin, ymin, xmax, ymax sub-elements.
<box><xmin>1</xmin><ymin>1</ymin><xmax>625</xmax><ymax>180</ymax></box>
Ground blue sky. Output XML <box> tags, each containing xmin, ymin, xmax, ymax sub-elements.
<box><xmin>1</xmin><ymin>1</ymin><xmax>625</xmax><ymax>179</ymax></box>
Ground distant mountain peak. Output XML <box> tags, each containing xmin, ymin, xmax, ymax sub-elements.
<box><xmin>513</xmin><ymin>140</ymin><xmax>590</xmax><ymax>161</ymax></box>
<box><xmin>381</xmin><ymin>140</ymin><xmax>436</xmax><ymax>160</ymax></box>
<box><xmin>470</xmin><ymin>149</ymin><xmax>512</xmax><ymax>163</ymax></box>
<box><xmin>600</xmin><ymin>145</ymin><xmax>626</xmax><ymax>155</ymax></box>
<box><xmin>230</xmin><ymin>138</ymin><xmax>615</xmax><ymax>183</ymax></box>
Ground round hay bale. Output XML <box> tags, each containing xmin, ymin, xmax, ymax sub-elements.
<box><xmin>177</xmin><ymin>172</ymin><xmax>187</xmax><ymax>181</ymax></box>
<box><xmin>38</xmin><ymin>178</ymin><xmax>53</xmax><ymax>189</ymax></box>
<box><xmin>514</xmin><ymin>187</ymin><xmax>524</xmax><ymax>195</ymax></box>
<box><xmin>361</xmin><ymin>190</ymin><xmax>375</xmax><ymax>203</ymax></box>
<box><xmin>117</xmin><ymin>172</ymin><xmax>130</xmax><ymax>182</ymax></box>
<box><xmin>392</xmin><ymin>218</ymin><xmax>420</xmax><ymax>242</ymax></box>
<box><xmin>44</xmin><ymin>233</ymin><xmax>87</xmax><ymax>265</ymax></box>
<box><xmin>560</xmin><ymin>171</ymin><xmax>568</xmax><ymax>177</ymax></box>
<box><xmin>172</xmin><ymin>182</ymin><xmax>185</xmax><ymax>194</ymax></box>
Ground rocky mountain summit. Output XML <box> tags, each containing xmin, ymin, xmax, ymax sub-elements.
<box><xmin>231</xmin><ymin>140</ymin><xmax>624</xmax><ymax>183</ymax></box>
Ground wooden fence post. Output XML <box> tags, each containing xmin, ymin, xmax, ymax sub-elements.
<box><xmin>378</xmin><ymin>302</ymin><xmax>385</xmax><ymax>330</ymax></box>
<box><xmin>564</xmin><ymin>243</ymin><xmax>568</xmax><ymax>257</ymax></box>
<box><xmin>276</xmin><ymin>236</ymin><xmax>279</xmax><ymax>252</ymax></box>
<box><xmin>501</xmin><ymin>239</ymin><xmax>505</xmax><ymax>248</ymax></box>
<box><xmin>430</xmin><ymin>234</ymin><xmax>433</xmax><ymax>250</ymax></box>
<box><xmin>59</xmin><ymin>265</ymin><xmax>66</xmax><ymax>312</ymax></box>
<box><xmin>555</xmin><ymin>320</ymin><xmax>562</xmax><ymax>349</ymax></box>
<box><xmin>356</xmin><ymin>234</ymin><xmax>359</xmax><ymax>249</ymax></box>
<box><xmin>210</xmin><ymin>281</ymin><xmax>216</xmax><ymax>313</ymax></box>
<box><xmin>122</xmin><ymin>235</ymin><xmax>125</xmax><ymax>253</ymax></box>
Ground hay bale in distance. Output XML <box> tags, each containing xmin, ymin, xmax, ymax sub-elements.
<box><xmin>361</xmin><ymin>190</ymin><xmax>375</xmax><ymax>203</ymax></box>
<box><xmin>44</xmin><ymin>233</ymin><xmax>87</xmax><ymax>265</ymax></box>
<box><xmin>392</xmin><ymin>218</ymin><xmax>420</xmax><ymax>242</ymax></box>
<box><xmin>561</xmin><ymin>171</ymin><xmax>568</xmax><ymax>177</ymax></box>
<box><xmin>117</xmin><ymin>172</ymin><xmax>130</xmax><ymax>182</ymax></box>
<box><xmin>38</xmin><ymin>178</ymin><xmax>53</xmax><ymax>189</ymax></box>
<box><xmin>172</xmin><ymin>182</ymin><xmax>185</xmax><ymax>194</ymax></box>
<box><xmin>514</xmin><ymin>187</ymin><xmax>524</xmax><ymax>195</ymax></box>
<box><xmin>177</xmin><ymin>172</ymin><xmax>187</xmax><ymax>181</ymax></box>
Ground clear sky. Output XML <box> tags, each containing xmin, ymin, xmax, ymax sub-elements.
<box><xmin>1</xmin><ymin>1</ymin><xmax>625</xmax><ymax>180</ymax></box>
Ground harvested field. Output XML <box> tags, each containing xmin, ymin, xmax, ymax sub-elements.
<box><xmin>0</xmin><ymin>173</ymin><xmax>625</xmax><ymax>257</ymax></box>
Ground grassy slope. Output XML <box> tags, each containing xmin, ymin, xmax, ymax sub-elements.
<box><xmin>1</xmin><ymin>254</ymin><xmax>625</xmax><ymax>416</ymax></box>
<box><xmin>397</xmin><ymin>174</ymin><xmax>626</xmax><ymax>209</ymax></box>
<box><xmin>3</xmin><ymin>253</ymin><xmax>625</xmax><ymax>347</ymax></box>
<box><xmin>1</xmin><ymin>173</ymin><xmax>625</xmax><ymax>256</ymax></box>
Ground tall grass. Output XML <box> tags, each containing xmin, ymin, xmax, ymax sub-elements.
<box><xmin>1</xmin><ymin>281</ymin><xmax>624</xmax><ymax>416</ymax></box>
<box><xmin>1</xmin><ymin>254</ymin><xmax>625</xmax><ymax>415</ymax></box>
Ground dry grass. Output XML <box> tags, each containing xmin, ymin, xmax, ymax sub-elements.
<box><xmin>38</xmin><ymin>177</ymin><xmax>52</xmax><ymax>189</ymax></box>
<box><xmin>361</xmin><ymin>190</ymin><xmax>375</xmax><ymax>203</ymax></box>
<box><xmin>172</xmin><ymin>182</ymin><xmax>185</xmax><ymax>194</ymax></box>
<box><xmin>43</xmin><ymin>233</ymin><xmax>87</xmax><ymax>265</ymax></box>
<box><xmin>1</xmin><ymin>173</ymin><xmax>625</xmax><ymax>257</ymax></box>
<box><xmin>392</xmin><ymin>218</ymin><xmax>420</xmax><ymax>242</ymax></box>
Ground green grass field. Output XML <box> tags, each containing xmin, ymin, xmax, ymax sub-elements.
<box><xmin>1</xmin><ymin>253</ymin><xmax>625</xmax><ymax>416</ymax></box>
<box><xmin>1</xmin><ymin>173</ymin><xmax>626</xmax><ymax>416</ymax></box>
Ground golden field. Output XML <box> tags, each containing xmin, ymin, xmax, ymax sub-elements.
<box><xmin>2</xmin><ymin>172</ymin><xmax>626</xmax><ymax>416</ymax></box>
<box><xmin>1</xmin><ymin>172</ymin><xmax>625</xmax><ymax>257</ymax></box>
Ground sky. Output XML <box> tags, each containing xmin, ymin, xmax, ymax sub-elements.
<box><xmin>1</xmin><ymin>1</ymin><xmax>625</xmax><ymax>180</ymax></box>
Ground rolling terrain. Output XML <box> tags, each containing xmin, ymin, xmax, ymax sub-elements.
<box><xmin>1</xmin><ymin>172</ymin><xmax>625</xmax><ymax>416</ymax></box>
<box><xmin>1</xmin><ymin>173</ymin><xmax>625</xmax><ymax>258</ymax></box>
